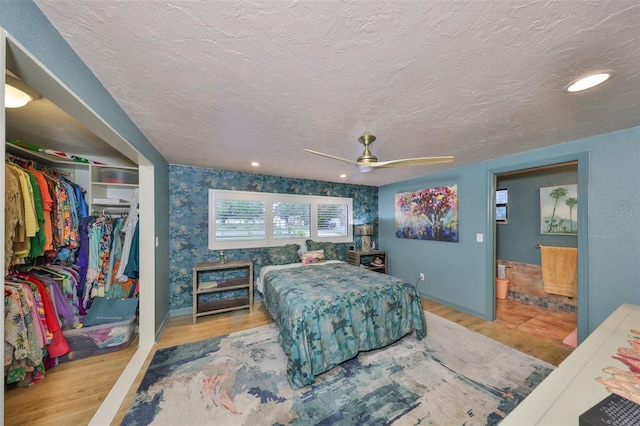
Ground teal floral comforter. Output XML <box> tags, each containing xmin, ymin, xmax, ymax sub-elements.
<box><xmin>262</xmin><ymin>262</ymin><xmax>427</xmax><ymax>389</ymax></box>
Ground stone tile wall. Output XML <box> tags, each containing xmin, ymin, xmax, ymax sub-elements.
<box><xmin>497</xmin><ymin>260</ymin><xmax>577</xmax><ymax>314</ymax></box>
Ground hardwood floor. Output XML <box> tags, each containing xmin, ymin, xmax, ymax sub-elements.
<box><xmin>4</xmin><ymin>299</ymin><xmax>575</xmax><ymax>425</ymax></box>
<box><xmin>422</xmin><ymin>298</ymin><xmax>575</xmax><ymax>366</ymax></box>
<box><xmin>4</xmin><ymin>335</ymin><xmax>141</xmax><ymax>426</ymax></box>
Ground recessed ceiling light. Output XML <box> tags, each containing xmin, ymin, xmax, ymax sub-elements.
<box><xmin>340</xmin><ymin>174</ymin><xmax>347</xmax><ymax>178</ymax></box>
<box><xmin>565</xmin><ymin>72</ymin><xmax>614</xmax><ymax>93</ymax></box>
<box><xmin>251</xmin><ymin>162</ymin><xmax>259</xmax><ymax>167</ymax></box>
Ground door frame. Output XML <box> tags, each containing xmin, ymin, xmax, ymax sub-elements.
<box><xmin>3</xmin><ymin>29</ymin><xmax>156</xmax><ymax>423</ymax></box>
<box><xmin>485</xmin><ymin>151</ymin><xmax>589</xmax><ymax>344</ymax></box>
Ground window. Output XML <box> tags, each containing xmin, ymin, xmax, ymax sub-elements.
<box><xmin>496</xmin><ymin>188</ymin><xmax>508</xmax><ymax>223</ymax></box>
<box><xmin>273</xmin><ymin>202</ymin><xmax>311</xmax><ymax>240</ymax></box>
<box><xmin>318</xmin><ymin>203</ymin><xmax>350</xmax><ymax>238</ymax></box>
<box><xmin>209</xmin><ymin>189</ymin><xmax>353</xmax><ymax>249</ymax></box>
<box><xmin>215</xmin><ymin>198</ymin><xmax>266</xmax><ymax>242</ymax></box>
<box><xmin>496</xmin><ymin>188</ymin><xmax>508</xmax><ymax>204</ymax></box>
<box><xmin>496</xmin><ymin>205</ymin><xmax>508</xmax><ymax>222</ymax></box>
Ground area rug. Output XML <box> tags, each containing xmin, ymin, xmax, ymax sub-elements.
<box><xmin>122</xmin><ymin>312</ymin><xmax>554</xmax><ymax>425</ymax></box>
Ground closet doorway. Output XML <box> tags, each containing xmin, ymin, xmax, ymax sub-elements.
<box><xmin>487</xmin><ymin>153</ymin><xmax>589</xmax><ymax>346</ymax></box>
<box><xmin>3</xmin><ymin>31</ymin><xmax>156</xmax><ymax>423</ymax></box>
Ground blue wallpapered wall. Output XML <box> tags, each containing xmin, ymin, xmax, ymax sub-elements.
<box><xmin>169</xmin><ymin>165</ymin><xmax>378</xmax><ymax>311</ymax></box>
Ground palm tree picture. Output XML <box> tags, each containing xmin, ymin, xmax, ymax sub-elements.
<box><xmin>540</xmin><ymin>184</ymin><xmax>578</xmax><ymax>235</ymax></box>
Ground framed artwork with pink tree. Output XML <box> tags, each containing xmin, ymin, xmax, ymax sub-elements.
<box><xmin>395</xmin><ymin>184</ymin><xmax>459</xmax><ymax>242</ymax></box>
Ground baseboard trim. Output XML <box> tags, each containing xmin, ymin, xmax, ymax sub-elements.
<box><xmin>420</xmin><ymin>294</ymin><xmax>487</xmax><ymax>320</ymax></box>
<box><xmin>170</xmin><ymin>307</ymin><xmax>192</xmax><ymax>317</ymax></box>
<box><xmin>89</xmin><ymin>344</ymin><xmax>153</xmax><ymax>426</ymax></box>
<box><xmin>155</xmin><ymin>311</ymin><xmax>171</xmax><ymax>342</ymax></box>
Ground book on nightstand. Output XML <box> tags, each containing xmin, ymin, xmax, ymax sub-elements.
<box><xmin>198</xmin><ymin>279</ymin><xmax>226</xmax><ymax>290</ymax></box>
<box><xmin>579</xmin><ymin>393</ymin><xmax>640</xmax><ymax>426</ymax></box>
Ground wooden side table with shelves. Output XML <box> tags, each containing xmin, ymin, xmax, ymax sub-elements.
<box><xmin>192</xmin><ymin>259</ymin><xmax>254</xmax><ymax>324</ymax></box>
<box><xmin>347</xmin><ymin>250</ymin><xmax>387</xmax><ymax>274</ymax></box>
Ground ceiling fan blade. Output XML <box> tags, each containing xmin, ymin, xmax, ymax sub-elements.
<box><xmin>342</xmin><ymin>170</ymin><xmax>361</xmax><ymax>182</ymax></box>
<box><xmin>363</xmin><ymin>156</ymin><xmax>455</xmax><ymax>169</ymax></box>
<box><xmin>305</xmin><ymin>149</ymin><xmax>358</xmax><ymax>165</ymax></box>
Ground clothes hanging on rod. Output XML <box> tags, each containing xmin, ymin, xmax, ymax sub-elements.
<box><xmin>4</xmin><ymin>271</ymin><xmax>78</xmax><ymax>386</ymax></box>
<box><xmin>5</xmin><ymin>281</ymin><xmax>47</xmax><ymax>386</ymax></box>
<box><xmin>115</xmin><ymin>188</ymin><xmax>139</xmax><ymax>282</ymax></box>
<box><xmin>5</xmin><ymin>149</ymin><xmax>139</xmax><ymax>386</ymax></box>
<box><xmin>83</xmin><ymin>211</ymin><xmax>139</xmax><ymax>308</ymax></box>
<box><xmin>5</xmin><ymin>153</ymin><xmax>89</xmax><ymax>274</ymax></box>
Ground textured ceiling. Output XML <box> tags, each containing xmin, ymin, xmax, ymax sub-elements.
<box><xmin>19</xmin><ymin>1</ymin><xmax>640</xmax><ymax>186</ymax></box>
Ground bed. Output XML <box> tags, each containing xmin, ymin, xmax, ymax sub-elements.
<box><xmin>259</xmin><ymin>260</ymin><xmax>427</xmax><ymax>389</ymax></box>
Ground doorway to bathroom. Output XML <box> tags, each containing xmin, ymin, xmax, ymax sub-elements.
<box><xmin>493</xmin><ymin>162</ymin><xmax>579</xmax><ymax>348</ymax></box>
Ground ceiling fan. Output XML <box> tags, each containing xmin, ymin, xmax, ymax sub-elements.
<box><xmin>305</xmin><ymin>134</ymin><xmax>454</xmax><ymax>173</ymax></box>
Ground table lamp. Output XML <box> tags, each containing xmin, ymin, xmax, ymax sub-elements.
<box><xmin>354</xmin><ymin>224</ymin><xmax>375</xmax><ymax>252</ymax></box>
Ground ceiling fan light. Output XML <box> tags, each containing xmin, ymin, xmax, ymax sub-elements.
<box><xmin>357</xmin><ymin>165</ymin><xmax>374</xmax><ymax>173</ymax></box>
<box><xmin>5</xmin><ymin>75</ymin><xmax>40</xmax><ymax>108</ymax></box>
<box><xmin>565</xmin><ymin>72</ymin><xmax>613</xmax><ymax>93</ymax></box>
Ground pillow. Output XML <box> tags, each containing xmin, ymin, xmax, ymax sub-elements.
<box><xmin>264</xmin><ymin>244</ymin><xmax>301</xmax><ymax>265</ymax></box>
<box><xmin>300</xmin><ymin>249</ymin><xmax>325</xmax><ymax>264</ymax></box>
<box><xmin>305</xmin><ymin>240</ymin><xmax>338</xmax><ymax>260</ymax></box>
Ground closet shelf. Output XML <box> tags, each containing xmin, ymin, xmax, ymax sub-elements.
<box><xmin>92</xmin><ymin>197</ymin><xmax>129</xmax><ymax>204</ymax></box>
<box><xmin>91</xmin><ymin>182</ymin><xmax>138</xmax><ymax>188</ymax></box>
<box><xmin>6</xmin><ymin>141</ymin><xmax>88</xmax><ymax>168</ymax></box>
<box><xmin>92</xmin><ymin>203</ymin><xmax>131</xmax><ymax>208</ymax></box>
<box><xmin>89</xmin><ymin>165</ymin><xmax>139</xmax><ymax>214</ymax></box>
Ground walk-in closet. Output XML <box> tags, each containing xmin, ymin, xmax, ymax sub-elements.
<box><xmin>3</xmin><ymin>30</ymin><xmax>158</xmax><ymax>424</ymax></box>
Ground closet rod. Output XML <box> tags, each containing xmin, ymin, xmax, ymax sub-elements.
<box><xmin>6</xmin><ymin>151</ymin><xmax>70</xmax><ymax>177</ymax></box>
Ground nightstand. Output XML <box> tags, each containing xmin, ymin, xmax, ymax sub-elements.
<box><xmin>192</xmin><ymin>259</ymin><xmax>253</xmax><ymax>324</ymax></box>
<box><xmin>347</xmin><ymin>250</ymin><xmax>387</xmax><ymax>274</ymax></box>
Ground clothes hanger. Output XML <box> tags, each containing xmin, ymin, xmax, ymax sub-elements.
<box><xmin>26</xmin><ymin>266</ymin><xmax>68</xmax><ymax>281</ymax></box>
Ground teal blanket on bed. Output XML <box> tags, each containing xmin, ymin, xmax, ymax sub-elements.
<box><xmin>263</xmin><ymin>262</ymin><xmax>427</xmax><ymax>389</ymax></box>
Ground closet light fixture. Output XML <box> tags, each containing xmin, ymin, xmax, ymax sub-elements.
<box><xmin>5</xmin><ymin>75</ymin><xmax>41</xmax><ymax>108</ymax></box>
<box><xmin>565</xmin><ymin>71</ymin><xmax>614</xmax><ymax>93</ymax></box>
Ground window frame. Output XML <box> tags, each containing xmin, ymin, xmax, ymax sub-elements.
<box><xmin>208</xmin><ymin>189</ymin><xmax>353</xmax><ymax>250</ymax></box>
<box><xmin>496</xmin><ymin>188</ymin><xmax>508</xmax><ymax>223</ymax></box>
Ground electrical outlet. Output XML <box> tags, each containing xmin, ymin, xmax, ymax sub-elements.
<box><xmin>419</xmin><ymin>273</ymin><xmax>425</xmax><ymax>281</ymax></box>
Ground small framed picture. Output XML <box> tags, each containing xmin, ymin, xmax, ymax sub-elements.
<box><xmin>349</xmin><ymin>245</ymin><xmax>355</xmax><ymax>251</ymax></box>
<box><xmin>540</xmin><ymin>184</ymin><xmax>578</xmax><ymax>235</ymax></box>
